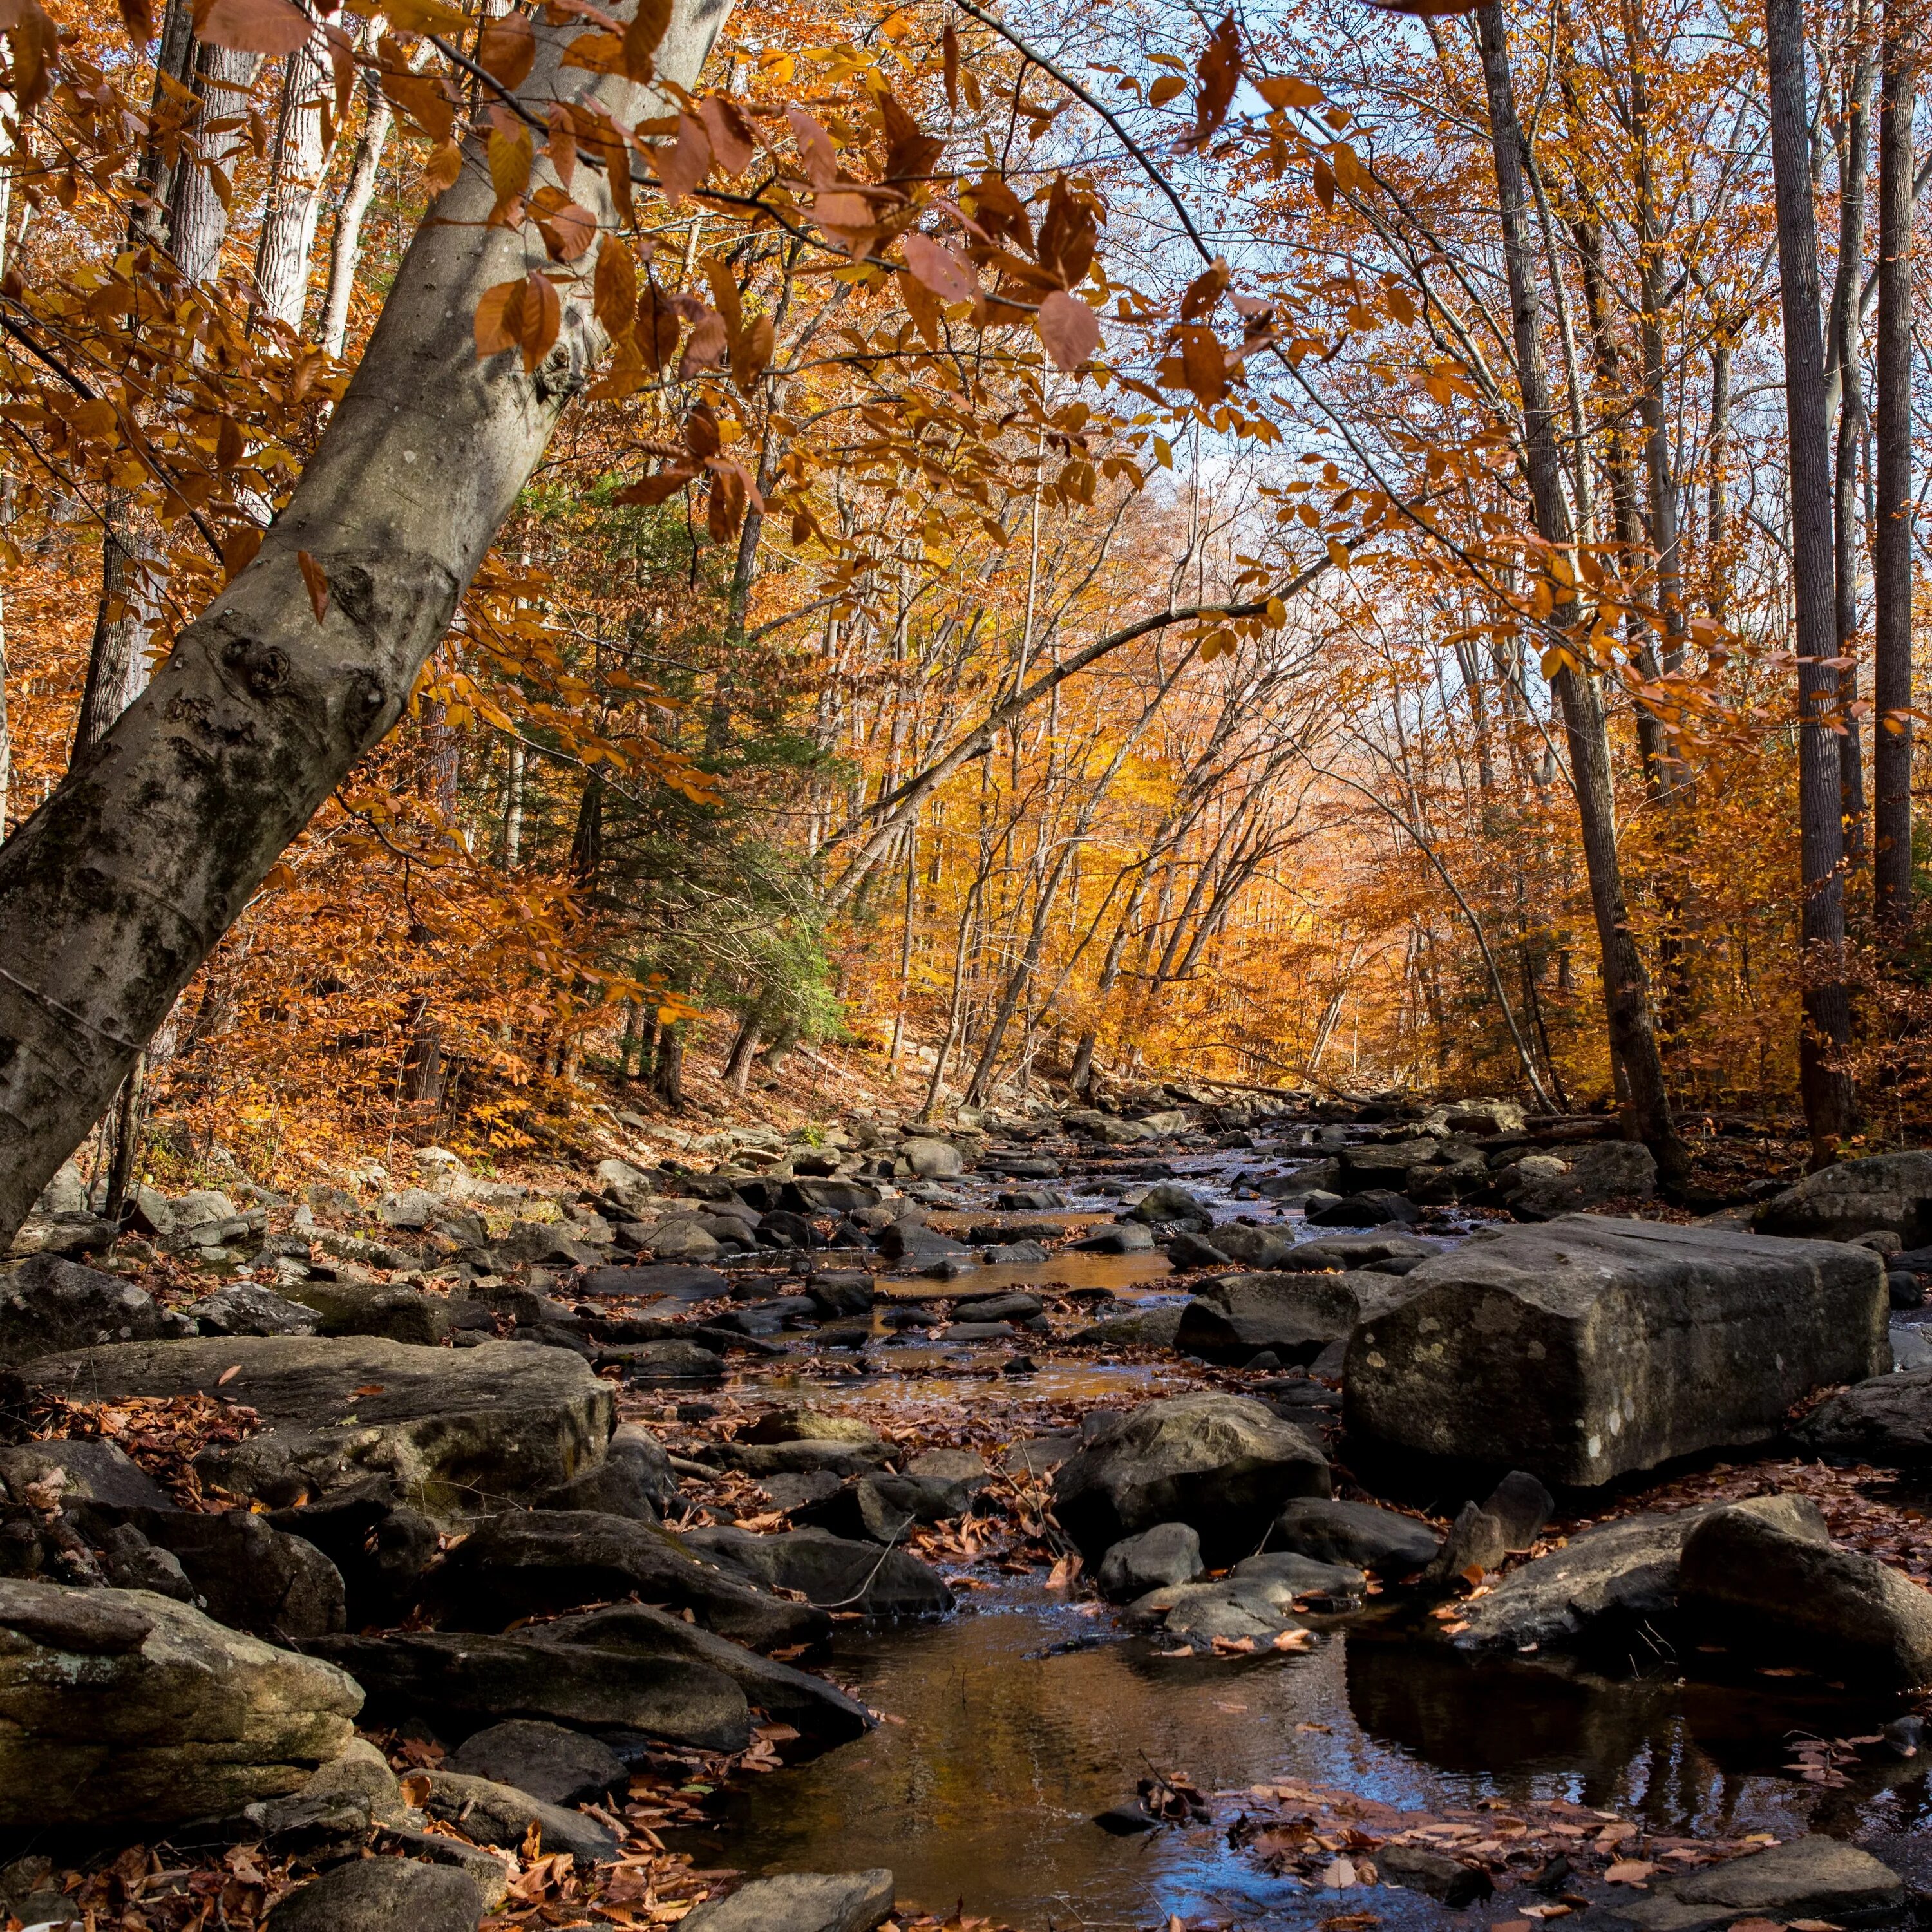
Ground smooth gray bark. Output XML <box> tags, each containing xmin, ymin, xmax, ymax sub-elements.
<box><xmin>251</xmin><ymin>30</ymin><xmax>333</xmax><ymax>331</ymax></box>
<box><xmin>1767</xmin><ymin>0</ymin><xmax>1859</xmax><ymax>1157</ymax></box>
<box><xmin>0</xmin><ymin>0</ymin><xmax>734</xmax><ymax>1242</ymax></box>
<box><xmin>321</xmin><ymin>39</ymin><xmax>393</xmax><ymax>358</ymax></box>
<box><xmin>1875</xmin><ymin>21</ymin><xmax>1917</xmax><ymax>923</ymax></box>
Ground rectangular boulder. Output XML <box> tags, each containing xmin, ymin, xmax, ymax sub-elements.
<box><xmin>1345</xmin><ymin>1216</ymin><xmax>1887</xmax><ymax>1487</ymax></box>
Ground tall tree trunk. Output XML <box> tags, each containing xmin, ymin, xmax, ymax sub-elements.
<box><xmin>1475</xmin><ymin>1</ymin><xmax>1686</xmax><ymax>1179</ymax></box>
<box><xmin>0</xmin><ymin>0</ymin><xmax>734</xmax><ymax>1242</ymax></box>
<box><xmin>321</xmin><ymin>47</ymin><xmax>394</xmax><ymax>358</ymax></box>
<box><xmin>1829</xmin><ymin>7</ymin><xmax>1877</xmax><ymax>861</ymax></box>
<box><xmin>71</xmin><ymin>515</ymin><xmax>156</xmax><ymax>763</ymax></box>
<box><xmin>169</xmin><ymin>45</ymin><xmax>261</xmax><ymax>285</ymax></box>
<box><xmin>653</xmin><ymin>1022</ymin><xmax>686</xmax><ymax>1108</ymax></box>
<box><xmin>1874</xmin><ymin>15</ymin><xmax>1917</xmax><ymax>923</ymax></box>
<box><xmin>1768</xmin><ymin>0</ymin><xmax>1859</xmax><ymax>1160</ymax></box>
<box><xmin>251</xmin><ymin>31</ymin><xmax>332</xmax><ymax>331</ymax></box>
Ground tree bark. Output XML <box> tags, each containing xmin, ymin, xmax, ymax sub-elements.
<box><xmin>1874</xmin><ymin>16</ymin><xmax>1917</xmax><ymax>923</ymax></box>
<box><xmin>251</xmin><ymin>30</ymin><xmax>333</xmax><ymax>331</ymax></box>
<box><xmin>1475</xmin><ymin>1</ymin><xmax>1686</xmax><ymax>1179</ymax></box>
<box><xmin>71</xmin><ymin>509</ymin><xmax>156</xmax><ymax>763</ymax></box>
<box><xmin>0</xmin><ymin>0</ymin><xmax>734</xmax><ymax>1243</ymax></box>
<box><xmin>1767</xmin><ymin>0</ymin><xmax>1859</xmax><ymax>1159</ymax></box>
<box><xmin>169</xmin><ymin>45</ymin><xmax>262</xmax><ymax>285</ymax></box>
<box><xmin>320</xmin><ymin>40</ymin><xmax>393</xmax><ymax>357</ymax></box>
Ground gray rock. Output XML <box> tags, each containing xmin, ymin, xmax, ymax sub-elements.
<box><xmin>1128</xmin><ymin>1574</ymin><xmax>1308</xmax><ymax>1644</ymax></box>
<box><xmin>267</xmin><ymin>1485</ymin><xmax>439</xmax><ymax>1627</ymax></box>
<box><xmin>265</xmin><ymin>1857</ymin><xmax>484</xmax><ymax>1932</ymax></box>
<box><xmin>1503</xmin><ymin>1140</ymin><xmax>1658</xmax><ymax>1219</ymax></box>
<box><xmin>1129</xmin><ymin>1184</ymin><xmax>1209</xmax><ymax>1226</ymax></box>
<box><xmin>806</xmin><ymin>1273</ymin><xmax>876</xmax><ymax>1318</ymax></box>
<box><xmin>1756</xmin><ymin>1150</ymin><xmax>1932</xmax><ymax>1247</ymax></box>
<box><xmin>0</xmin><ymin>1438</ymin><xmax>175</xmax><ymax>1512</ymax></box>
<box><xmin>0</xmin><ymin>1255</ymin><xmax>164</xmax><ymax>1367</ymax></box>
<box><xmin>1347</xmin><ymin>1217</ymin><xmax>1888</xmax><ymax>1486</ymax></box>
<box><xmin>1796</xmin><ymin>1365</ymin><xmax>1932</xmax><ymax>1461</ymax></box>
<box><xmin>899</xmin><ymin>1137</ymin><xmax>965</xmax><ymax>1179</ymax></box>
<box><xmin>1175</xmin><ymin>1273</ymin><xmax>1370</xmax><ymax>1366</ymax></box>
<box><xmin>1484</xmin><ymin>1469</ymin><xmax>1555</xmax><ymax>1551</ymax></box>
<box><xmin>446</xmin><ymin>1719</ymin><xmax>627</xmax><ymax>1806</ymax></box>
<box><xmin>415</xmin><ymin>1768</ymin><xmax>618</xmax><ymax>1864</ymax></box>
<box><xmin>680</xmin><ymin>1870</ymin><xmax>895</xmax><ymax>1932</ymax></box>
<box><xmin>951</xmin><ymin>1291</ymin><xmax>1043</xmax><ymax>1323</ymax></box>
<box><xmin>1052</xmin><ymin>1392</ymin><xmax>1330</xmax><ymax>1563</ymax></box>
<box><xmin>714</xmin><ymin>1439</ymin><xmax>889</xmax><ymax>1479</ymax></box>
<box><xmin>1229</xmin><ymin>1549</ymin><xmax>1364</xmax><ymax>1598</ymax></box>
<box><xmin>94</xmin><ymin>1524</ymin><xmax>196</xmax><ymax>1600</ymax></box>
<box><xmin>531</xmin><ymin>1423</ymin><xmax>679</xmax><ymax>1519</ymax></box>
<box><xmin>0</xmin><ymin>1579</ymin><xmax>360</xmax><ymax>1828</ymax></box>
<box><xmin>685</xmin><ymin>1524</ymin><xmax>953</xmax><ymax>1616</ymax></box>
<box><xmin>1336</xmin><ymin>1141</ymin><xmax>1439</xmax><ymax>1193</ymax></box>
<box><xmin>22</xmin><ymin>1336</ymin><xmax>615</xmax><ymax>1524</ymax></box>
<box><xmin>600</xmin><ymin>1339</ymin><xmax>726</xmax><ymax>1382</ymax></box>
<box><xmin>422</xmin><ymin>1510</ymin><xmax>826</xmax><ymax>1649</ymax></box>
<box><xmin>1307</xmin><ymin>1191</ymin><xmax>1416</xmax><ymax>1227</ymax></box>
<box><xmin>797</xmin><ymin>1473</ymin><xmax>976</xmax><ymax>1544</ymax></box>
<box><xmin>283</xmin><ymin>1282</ymin><xmax>453</xmax><ymax>1345</ymax></box>
<box><xmin>495</xmin><ymin>1220</ymin><xmax>611</xmax><ymax>1268</ymax></box>
<box><xmin>1378</xmin><ymin>1843</ymin><xmax>1493</xmax><ymax>1906</ymax></box>
<box><xmin>1273</xmin><ymin>1498</ymin><xmax>1442</xmax><ymax>1577</ymax></box>
<box><xmin>1068</xmin><ymin>1222</ymin><xmax>1157</xmax><ymax>1255</ymax></box>
<box><xmin>905</xmin><ymin>1448</ymin><xmax>990</xmax><ymax>1488</ymax></box>
<box><xmin>1097</xmin><ymin>1523</ymin><xmax>1202</xmax><ymax>1600</ymax></box>
<box><xmin>1679</xmin><ymin>1494</ymin><xmax>1932</xmax><ymax>1685</ymax></box>
<box><xmin>127</xmin><ymin>1509</ymin><xmax>347</xmax><ymax>1641</ymax></box>
<box><xmin>1165</xmin><ymin>1230</ymin><xmax>1233</xmax><ymax>1269</ymax></box>
<box><xmin>184</xmin><ymin>1283</ymin><xmax>321</xmax><ymax>1338</ymax></box>
<box><xmin>1421</xmin><ymin>1502</ymin><xmax>1508</xmax><ymax>1589</ymax></box>
<box><xmin>1068</xmin><ymin>1305</ymin><xmax>1181</xmax><ymax>1348</ymax></box>
<box><xmin>1213</xmin><ymin>1225</ymin><xmax>1295</xmax><ymax>1268</ymax></box>
<box><xmin>1449</xmin><ymin>1506</ymin><xmax>1740</xmax><ymax>1653</ymax></box>
<box><xmin>580</xmin><ymin>1263</ymin><xmax>729</xmax><ymax>1300</ymax></box>
<box><xmin>252</xmin><ymin>1735</ymin><xmax>406</xmax><ymax>1842</ymax></box>
<box><xmin>1603</xmin><ymin>1835</ymin><xmax>1902</xmax><ymax>1932</ymax></box>
<box><xmin>1277</xmin><ymin>1233</ymin><xmax>1434</xmax><ymax>1273</ymax></box>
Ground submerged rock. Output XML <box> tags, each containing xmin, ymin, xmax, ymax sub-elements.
<box><xmin>1053</xmin><ymin>1392</ymin><xmax>1329</xmax><ymax>1563</ymax></box>
<box><xmin>1346</xmin><ymin>1217</ymin><xmax>1887</xmax><ymax>1486</ymax></box>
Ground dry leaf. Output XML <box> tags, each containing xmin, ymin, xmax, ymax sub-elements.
<box><xmin>477</xmin><ymin>10</ymin><xmax>535</xmax><ymax>88</ymax></box>
<box><xmin>297</xmin><ymin>552</ymin><xmax>329</xmax><ymax>623</ymax></box>
<box><xmin>193</xmin><ymin>0</ymin><xmax>311</xmax><ymax>53</ymax></box>
<box><xmin>1037</xmin><ymin>291</ymin><xmax>1100</xmax><ymax>372</ymax></box>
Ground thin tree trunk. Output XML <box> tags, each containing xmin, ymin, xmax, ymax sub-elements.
<box><xmin>1830</xmin><ymin>6</ymin><xmax>1877</xmax><ymax>861</ymax></box>
<box><xmin>502</xmin><ymin>737</ymin><xmax>524</xmax><ymax>866</ymax></box>
<box><xmin>321</xmin><ymin>48</ymin><xmax>394</xmax><ymax>358</ymax></box>
<box><xmin>72</xmin><ymin>513</ymin><xmax>156</xmax><ymax>763</ymax></box>
<box><xmin>0</xmin><ymin>0</ymin><xmax>735</xmax><ymax>1241</ymax></box>
<box><xmin>169</xmin><ymin>45</ymin><xmax>261</xmax><ymax>285</ymax></box>
<box><xmin>1875</xmin><ymin>17</ymin><xmax>1917</xmax><ymax>923</ymax></box>
<box><xmin>1768</xmin><ymin>0</ymin><xmax>1859</xmax><ymax>1159</ymax></box>
<box><xmin>251</xmin><ymin>30</ymin><xmax>332</xmax><ymax>332</ymax></box>
<box><xmin>1476</xmin><ymin>0</ymin><xmax>1685</xmax><ymax>1177</ymax></box>
<box><xmin>654</xmin><ymin>1023</ymin><xmax>686</xmax><ymax>1108</ymax></box>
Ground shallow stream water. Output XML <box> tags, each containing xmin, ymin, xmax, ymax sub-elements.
<box><xmin>667</xmin><ymin>1140</ymin><xmax>1932</xmax><ymax>1927</ymax></box>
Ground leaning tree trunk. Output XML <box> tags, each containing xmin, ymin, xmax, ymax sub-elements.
<box><xmin>0</xmin><ymin>0</ymin><xmax>734</xmax><ymax>1243</ymax></box>
<box><xmin>1475</xmin><ymin>1</ymin><xmax>1687</xmax><ymax>1182</ymax></box>
<box><xmin>1768</xmin><ymin>0</ymin><xmax>1859</xmax><ymax>1160</ymax></box>
<box><xmin>1874</xmin><ymin>17</ymin><xmax>1917</xmax><ymax>925</ymax></box>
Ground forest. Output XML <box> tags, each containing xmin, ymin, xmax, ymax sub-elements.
<box><xmin>12</xmin><ymin>0</ymin><xmax>1932</xmax><ymax>1927</ymax></box>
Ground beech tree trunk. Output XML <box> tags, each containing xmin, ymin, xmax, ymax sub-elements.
<box><xmin>71</xmin><ymin>507</ymin><xmax>156</xmax><ymax>763</ymax></box>
<box><xmin>169</xmin><ymin>45</ymin><xmax>262</xmax><ymax>285</ymax></box>
<box><xmin>1475</xmin><ymin>2</ymin><xmax>1687</xmax><ymax>1182</ymax></box>
<box><xmin>321</xmin><ymin>55</ymin><xmax>393</xmax><ymax>358</ymax></box>
<box><xmin>1767</xmin><ymin>0</ymin><xmax>1859</xmax><ymax>1159</ymax></box>
<box><xmin>251</xmin><ymin>30</ymin><xmax>333</xmax><ymax>331</ymax></box>
<box><xmin>1874</xmin><ymin>20</ymin><xmax>1917</xmax><ymax>923</ymax></box>
<box><xmin>0</xmin><ymin>0</ymin><xmax>734</xmax><ymax>1243</ymax></box>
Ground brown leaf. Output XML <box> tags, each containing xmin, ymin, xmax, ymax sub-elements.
<box><xmin>621</xmin><ymin>0</ymin><xmax>670</xmax><ymax>79</ymax></box>
<box><xmin>477</xmin><ymin>10</ymin><xmax>535</xmax><ymax>87</ymax></box>
<box><xmin>967</xmin><ymin>171</ymin><xmax>1031</xmax><ymax>251</ymax></box>
<box><xmin>941</xmin><ymin>22</ymin><xmax>958</xmax><ymax>111</ymax></box>
<box><xmin>676</xmin><ymin>306</ymin><xmax>728</xmax><ymax>379</ymax></box>
<box><xmin>705</xmin><ymin>466</ymin><xmax>744</xmax><ymax>542</ymax></box>
<box><xmin>488</xmin><ymin>124</ymin><xmax>534</xmax><ymax>220</ymax></box>
<box><xmin>1189</xmin><ymin>12</ymin><xmax>1240</xmax><ymax>149</ymax></box>
<box><xmin>879</xmin><ymin>87</ymin><xmax>942</xmax><ymax>183</ymax></box>
<box><xmin>531</xmin><ymin>184</ymin><xmax>597</xmax><ymax>260</ymax></box>
<box><xmin>594</xmin><ymin>236</ymin><xmax>638</xmax><ymax>342</ymax></box>
<box><xmin>221</xmin><ymin>523</ymin><xmax>262</xmax><ymax>583</ymax></box>
<box><xmin>1256</xmin><ymin>73</ymin><xmax>1322</xmax><ymax>108</ymax></box>
<box><xmin>1036</xmin><ymin>290</ymin><xmax>1099</xmax><ymax>371</ymax></box>
<box><xmin>786</xmin><ymin>106</ymin><xmax>838</xmax><ymax>189</ymax></box>
<box><xmin>612</xmin><ymin>467</ymin><xmax>697</xmax><ymax>506</ymax></box>
<box><xmin>683</xmin><ymin>399</ymin><xmax>722</xmax><ymax>459</ymax></box>
<box><xmin>474</xmin><ymin>272</ymin><xmax>562</xmax><ymax>373</ymax></box>
<box><xmin>900</xmin><ymin>267</ymin><xmax>942</xmax><ymax>347</ymax></box>
<box><xmin>1605</xmin><ymin>1863</ymin><xmax>1657</xmax><ymax>1886</ymax></box>
<box><xmin>422</xmin><ymin>139</ymin><xmax>462</xmax><ymax>193</ymax></box>
<box><xmin>698</xmin><ymin>95</ymin><xmax>755</xmax><ymax>176</ymax></box>
<box><xmin>1180</xmin><ymin>258</ymin><xmax>1230</xmax><ymax>319</ymax></box>
<box><xmin>703</xmin><ymin>252</ymin><xmax>744</xmax><ymax>343</ymax></box>
<box><xmin>117</xmin><ymin>0</ymin><xmax>154</xmax><ymax>41</ymax></box>
<box><xmin>1149</xmin><ymin>73</ymin><xmax>1187</xmax><ymax>106</ymax></box>
<box><xmin>1036</xmin><ymin>176</ymin><xmax>1097</xmax><ymax>290</ymax></box>
<box><xmin>1177</xmin><ymin>324</ymin><xmax>1227</xmax><ymax>402</ymax></box>
<box><xmin>193</xmin><ymin>0</ymin><xmax>310</xmax><ymax>53</ymax></box>
<box><xmin>731</xmin><ymin>311</ymin><xmax>773</xmax><ymax>393</ymax></box>
<box><xmin>5</xmin><ymin>0</ymin><xmax>53</xmax><ymax>106</ymax></box>
<box><xmin>296</xmin><ymin>552</ymin><xmax>329</xmax><ymax>624</ymax></box>
<box><xmin>903</xmin><ymin>232</ymin><xmax>977</xmax><ymax>303</ymax></box>
<box><xmin>654</xmin><ymin>113</ymin><xmax>712</xmax><ymax>204</ymax></box>
<box><xmin>636</xmin><ymin>278</ymin><xmax>681</xmax><ymax>372</ymax></box>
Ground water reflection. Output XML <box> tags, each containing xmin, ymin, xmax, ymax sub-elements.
<box><xmin>672</xmin><ymin>1594</ymin><xmax>1926</xmax><ymax>1931</ymax></box>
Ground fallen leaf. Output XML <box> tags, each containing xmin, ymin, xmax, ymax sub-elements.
<box><xmin>216</xmin><ymin>1364</ymin><xmax>242</xmax><ymax>1385</ymax></box>
<box><xmin>1605</xmin><ymin>1862</ymin><xmax>1657</xmax><ymax>1886</ymax></box>
<box><xmin>1319</xmin><ymin>1857</ymin><xmax>1357</xmax><ymax>1888</ymax></box>
<box><xmin>352</xmin><ymin>1384</ymin><xmax>384</xmax><ymax>1397</ymax></box>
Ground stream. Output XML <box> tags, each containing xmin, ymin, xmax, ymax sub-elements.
<box><xmin>660</xmin><ymin>1139</ymin><xmax>1932</xmax><ymax>1929</ymax></box>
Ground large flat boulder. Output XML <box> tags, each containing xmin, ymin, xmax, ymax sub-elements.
<box><xmin>1679</xmin><ymin>1495</ymin><xmax>1932</xmax><ymax>1686</ymax></box>
<box><xmin>265</xmin><ymin>1859</ymin><xmax>484</xmax><ymax>1932</ymax></box>
<box><xmin>0</xmin><ymin>1580</ymin><xmax>361</xmax><ymax>1828</ymax></box>
<box><xmin>683</xmin><ymin>1525</ymin><xmax>954</xmax><ymax>1616</ymax></box>
<box><xmin>1345</xmin><ymin>1217</ymin><xmax>1887</xmax><ymax>1487</ymax></box>
<box><xmin>1756</xmin><ymin>1150</ymin><xmax>1932</xmax><ymax>1245</ymax></box>
<box><xmin>1052</xmin><ymin>1392</ymin><xmax>1329</xmax><ymax>1564</ymax></box>
<box><xmin>421</xmin><ymin>1511</ymin><xmax>826</xmax><ymax>1649</ymax></box>
<box><xmin>22</xmin><ymin>1337</ymin><xmax>614</xmax><ymax>1522</ymax></box>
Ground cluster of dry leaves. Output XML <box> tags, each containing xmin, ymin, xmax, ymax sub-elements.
<box><xmin>29</xmin><ymin>1392</ymin><xmax>261</xmax><ymax>1510</ymax></box>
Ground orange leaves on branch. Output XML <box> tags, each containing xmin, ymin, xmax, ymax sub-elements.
<box><xmin>477</xmin><ymin>10</ymin><xmax>536</xmax><ymax>88</ymax></box>
<box><xmin>475</xmin><ymin>271</ymin><xmax>562</xmax><ymax>373</ymax></box>
<box><xmin>900</xmin><ymin>269</ymin><xmax>942</xmax><ymax>348</ymax></box>
<box><xmin>879</xmin><ymin>88</ymin><xmax>942</xmax><ymax>185</ymax></box>
<box><xmin>297</xmin><ymin>551</ymin><xmax>330</xmax><ymax>624</ymax></box>
<box><xmin>1036</xmin><ymin>177</ymin><xmax>1097</xmax><ymax>290</ymax></box>
<box><xmin>192</xmin><ymin>0</ymin><xmax>310</xmax><ymax>53</ymax></box>
<box><xmin>654</xmin><ymin>113</ymin><xmax>711</xmax><ymax>204</ymax></box>
<box><xmin>621</xmin><ymin>0</ymin><xmax>670</xmax><ymax>80</ymax></box>
<box><xmin>1188</xmin><ymin>14</ymin><xmax>1240</xmax><ymax>150</ymax></box>
<box><xmin>592</xmin><ymin>236</ymin><xmax>638</xmax><ymax>344</ymax></box>
<box><xmin>786</xmin><ymin>106</ymin><xmax>838</xmax><ymax>189</ymax></box>
<box><xmin>1180</xmin><ymin>258</ymin><xmax>1230</xmax><ymax>319</ymax></box>
<box><xmin>676</xmin><ymin>305</ymin><xmax>728</xmax><ymax>379</ymax></box>
<box><xmin>1256</xmin><ymin>74</ymin><xmax>1322</xmax><ymax>109</ymax></box>
<box><xmin>379</xmin><ymin>40</ymin><xmax>457</xmax><ymax>143</ymax></box>
<box><xmin>698</xmin><ymin>95</ymin><xmax>756</xmax><ymax>176</ymax></box>
<box><xmin>1036</xmin><ymin>291</ymin><xmax>1100</xmax><ymax>372</ymax></box>
<box><xmin>731</xmin><ymin>312</ymin><xmax>773</xmax><ymax>393</ymax></box>
<box><xmin>531</xmin><ymin>185</ymin><xmax>597</xmax><ymax>261</ymax></box>
<box><xmin>115</xmin><ymin>0</ymin><xmax>154</xmax><ymax>43</ymax></box>
<box><xmin>0</xmin><ymin>0</ymin><xmax>53</xmax><ymax>106</ymax></box>
<box><xmin>903</xmin><ymin>232</ymin><xmax>977</xmax><ymax>304</ymax></box>
<box><xmin>941</xmin><ymin>23</ymin><xmax>959</xmax><ymax>113</ymax></box>
<box><xmin>487</xmin><ymin>124</ymin><xmax>535</xmax><ymax>222</ymax></box>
